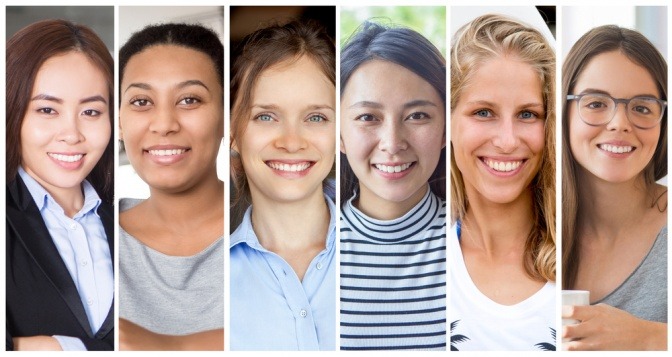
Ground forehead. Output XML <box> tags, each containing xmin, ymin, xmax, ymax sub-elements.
<box><xmin>122</xmin><ymin>44</ymin><xmax>219</xmax><ymax>86</ymax></box>
<box><xmin>458</xmin><ymin>56</ymin><xmax>542</xmax><ymax>104</ymax></box>
<box><xmin>252</xmin><ymin>56</ymin><xmax>334</xmax><ymax>103</ymax></box>
<box><xmin>342</xmin><ymin>59</ymin><xmax>442</xmax><ymax>105</ymax></box>
<box><xmin>574</xmin><ymin>50</ymin><xmax>659</xmax><ymax>97</ymax></box>
<box><xmin>33</xmin><ymin>51</ymin><xmax>108</xmax><ymax>96</ymax></box>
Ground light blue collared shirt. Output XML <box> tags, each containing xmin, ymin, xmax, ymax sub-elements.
<box><xmin>18</xmin><ymin>168</ymin><xmax>113</xmax><ymax>351</ymax></box>
<box><xmin>230</xmin><ymin>194</ymin><xmax>336</xmax><ymax>350</ymax></box>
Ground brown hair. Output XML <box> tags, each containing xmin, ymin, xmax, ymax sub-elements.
<box><xmin>230</xmin><ymin>20</ymin><xmax>335</xmax><ymax>228</ymax></box>
<box><xmin>562</xmin><ymin>25</ymin><xmax>667</xmax><ymax>289</ymax></box>
<box><xmin>6</xmin><ymin>19</ymin><xmax>114</xmax><ymax>203</ymax></box>
<box><xmin>451</xmin><ymin>14</ymin><xmax>556</xmax><ymax>282</ymax></box>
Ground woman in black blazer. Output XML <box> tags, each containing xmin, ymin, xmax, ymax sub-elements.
<box><xmin>5</xmin><ymin>19</ymin><xmax>115</xmax><ymax>351</ymax></box>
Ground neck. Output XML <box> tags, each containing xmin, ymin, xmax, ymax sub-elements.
<box><xmin>250</xmin><ymin>187</ymin><xmax>330</xmax><ymax>251</ymax></box>
<box><xmin>357</xmin><ymin>184</ymin><xmax>429</xmax><ymax>220</ymax></box>
<box><xmin>577</xmin><ymin>170</ymin><xmax>652</xmax><ymax>239</ymax></box>
<box><xmin>49</xmin><ymin>186</ymin><xmax>85</xmax><ymax>218</ymax></box>
<box><xmin>144</xmin><ymin>174</ymin><xmax>224</xmax><ymax>227</ymax></box>
<box><xmin>462</xmin><ymin>187</ymin><xmax>535</xmax><ymax>256</ymax></box>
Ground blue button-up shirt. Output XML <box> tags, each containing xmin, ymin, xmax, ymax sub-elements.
<box><xmin>230</xmin><ymin>195</ymin><xmax>336</xmax><ymax>350</ymax></box>
<box><xmin>19</xmin><ymin>168</ymin><xmax>113</xmax><ymax>350</ymax></box>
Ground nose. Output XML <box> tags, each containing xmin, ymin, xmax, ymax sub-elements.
<box><xmin>605</xmin><ymin>103</ymin><xmax>633</xmax><ymax>132</ymax></box>
<box><xmin>378</xmin><ymin>121</ymin><xmax>408</xmax><ymax>155</ymax></box>
<box><xmin>149</xmin><ymin>104</ymin><xmax>180</xmax><ymax>135</ymax></box>
<box><xmin>274</xmin><ymin>121</ymin><xmax>307</xmax><ymax>152</ymax></box>
<box><xmin>56</xmin><ymin>115</ymin><xmax>85</xmax><ymax>144</ymax></box>
<box><xmin>492</xmin><ymin>118</ymin><xmax>519</xmax><ymax>153</ymax></box>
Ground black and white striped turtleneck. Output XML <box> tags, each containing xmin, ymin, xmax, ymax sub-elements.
<box><xmin>340</xmin><ymin>188</ymin><xmax>446</xmax><ymax>351</ymax></box>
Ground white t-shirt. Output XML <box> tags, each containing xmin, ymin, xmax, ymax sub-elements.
<box><xmin>449</xmin><ymin>224</ymin><xmax>556</xmax><ymax>351</ymax></box>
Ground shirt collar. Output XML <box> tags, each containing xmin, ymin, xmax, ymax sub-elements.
<box><xmin>18</xmin><ymin>166</ymin><xmax>102</xmax><ymax>218</ymax></box>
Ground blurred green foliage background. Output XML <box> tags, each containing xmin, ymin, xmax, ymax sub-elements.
<box><xmin>340</xmin><ymin>6</ymin><xmax>446</xmax><ymax>56</ymax></box>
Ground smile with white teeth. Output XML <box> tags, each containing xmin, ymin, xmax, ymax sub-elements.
<box><xmin>598</xmin><ymin>144</ymin><xmax>634</xmax><ymax>154</ymax></box>
<box><xmin>484</xmin><ymin>159</ymin><xmax>522</xmax><ymax>172</ymax></box>
<box><xmin>374</xmin><ymin>163</ymin><xmax>413</xmax><ymax>173</ymax></box>
<box><xmin>48</xmin><ymin>153</ymin><xmax>83</xmax><ymax>162</ymax></box>
<box><xmin>148</xmin><ymin>149</ymin><xmax>188</xmax><ymax>156</ymax></box>
<box><xmin>267</xmin><ymin>162</ymin><xmax>311</xmax><ymax>172</ymax></box>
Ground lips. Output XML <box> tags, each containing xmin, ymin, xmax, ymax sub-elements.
<box><xmin>598</xmin><ymin>143</ymin><xmax>635</xmax><ymax>154</ymax></box>
<box><xmin>47</xmin><ymin>152</ymin><xmax>85</xmax><ymax>170</ymax></box>
<box><xmin>374</xmin><ymin>162</ymin><xmax>413</xmax><ymax>173</ymax></box>
<box><xmin>483</xmin><ymin>158</ymin><xmax>523</xmax><ymax>172</ymax></box>
<box><xmin>144</xmin><ymin>145</ymin><xmax>191</xmax><ymax>165</ymax></box>
<box><xmin>265</xmin><ymin>160</ymin><xmax>315</xmax><ymax>178</ymax></box>
<box><xmin>48</xmin><ymin>153</ymin><xmax>84</xmax><ymax>163</ymax></box>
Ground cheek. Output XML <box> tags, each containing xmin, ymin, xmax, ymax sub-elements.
<box><xmin>341</xmin><ymin>125</ymin><xmax>377</xmax><ymax>159</ymax></box>
<box><xmin>526</xmin><ymin>122</ymin><xmax>546</xmax><ymax>154</ymax></box>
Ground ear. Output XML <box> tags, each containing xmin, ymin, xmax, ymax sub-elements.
<box><xmin>118</xmin><ymin>115</ymin><xmax>123</xmax><ymax>141</ymax></box>
<box><xmin>340</xmin><ymin>136</ymin><xmax>346</xmax><ymax>154</ymax></box>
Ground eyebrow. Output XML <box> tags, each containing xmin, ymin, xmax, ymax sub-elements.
<box><xmin>579</xmin><ymin>88</ymin><xmax>659</xmax><ymax>99</ymax></box>
<box><xmin>31</xmin><ymin>94</ymin><xmax>107</xmax><ymax>105</ymax></box>
<box><xmin>252</xmin><ymin>104</ymin><xmax>335</xmax><ymax>112</ymax></box>
<box><xmin>466</xmin><ymin>100</ymin><xmax>543</xmax><ymax>109</ymax></box>
<box><xmin>124</xmin><ymin>79</ymin><xmax>210</xmax><ymax>94</ymax></box>
<box><xmin>348</xmin><ymin>99</ymin><xmax>437</xmax><ymax>110</ymax></box>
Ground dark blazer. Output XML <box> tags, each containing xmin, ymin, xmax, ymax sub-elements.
<box><xmin>6</xmin><ymin>175</ymin><xmax>114</xmax><ymax>351</ymax></box>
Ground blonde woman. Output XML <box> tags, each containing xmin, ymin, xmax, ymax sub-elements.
<box><xmin>450</xmin><ymin>14</ymin><xmax>556</xmax><ymax>351</ymax></box>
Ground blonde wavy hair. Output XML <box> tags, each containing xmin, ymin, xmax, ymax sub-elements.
<box><xmin>450</xmin><ymin>14</ymin><xmax>556</xmax><ymax>282</ymax></box>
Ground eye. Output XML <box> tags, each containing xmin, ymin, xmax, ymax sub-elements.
<box><xmin>355</xmin><ymin>114</ymin><xmax>377</xmax><ymax>122</ymax></box>
<box><xmin>82</xmin><ymin>109</ymin><xmax>102</xmax><ymax>117</ymax></box>
<box><xmin>474</xmin><ymin>109</ymin><xmax>492</xmax><ymax>118</ymax></box>
<box><xmin>131</xmin><ymin>98</ymin><xmax>151</xmax><ymax>107</ymax></box>
<box><xmin>519</xmin><ymin>110</ymin><xmax>539</xmax><ymax>120</ymax></box>
<box><xmin>307</xmin><ymin>114</ymin><xmax>327</xmax><ymax>123</ymax></box>
<box><xmin>178</xmin><ymin>97</ymin><xmax>201</xmax><ymax>106</ymax></box>
<box><xmin>406</xmin><ymin>112</ymin><xmax>430</xmax><ymax>120</ymax></box>
<box><xmin>632</xmin><ymin>105</ymin><xmax>652</xmax><ymax>114</ymax></box>
<box><xmin>37</xmin><ymin>107</ymin><xmax>57</xmax><ymax>115</ymax></box>
<box><xmin>255</xmin><ymin>113</ymin><xmax>274</xmax><ymax>122</ymax></box>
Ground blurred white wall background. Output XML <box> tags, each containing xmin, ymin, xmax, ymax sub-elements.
<box><xmin>118</xmin><ymin>6</ymin><xmax>225</xmax><ymax>199</ymax></box>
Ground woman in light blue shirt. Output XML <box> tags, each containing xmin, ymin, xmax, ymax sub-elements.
<box><xmin>229</xmin><ymin>20</ymin><xmax>336</xmax><ymax>350</ymax></box>
<box><xmin>6</xmin><ymin>19</ymin><xmax>114</xmax><ymax>351</ymax></box>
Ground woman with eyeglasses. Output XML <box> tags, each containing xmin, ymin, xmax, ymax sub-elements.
<box><xmin>562</xmin><ymin>25</ymin><xmax>667</xmax><ymax>350</ymax></box>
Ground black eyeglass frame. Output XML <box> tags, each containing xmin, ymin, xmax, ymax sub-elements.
<box><xmin>567</xmin><ymin>93</ymin><xmax>668</xmax><ymax>129</ymax></box>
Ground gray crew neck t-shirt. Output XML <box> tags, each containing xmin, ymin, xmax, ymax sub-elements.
<box><xmin>119</xmin><ymin>198</ymin><xmax>224</xmax><ymax>335</ymax></box>
<box><xmin>597</xmin><ymin>226</ymin><xmax>667</xmax><ymax>323</ymax></box>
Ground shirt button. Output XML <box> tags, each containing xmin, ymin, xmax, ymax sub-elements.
<box><xmin>86</xmin><ymin>298</ymin><xmax>94</xmax><ymax>306</ymax></box>
<box><xmin>81</xmin><ymin>260</ymin><xmax>88</xmax><ymax>267</ymax></box>
<box><xmin>70</xmin><ymin>223</ymin><xmax>77</xmax><ymax>230</ymax></box>
<box><xmin>316</xmin><ymin>262</ymin><xmax>323</xmax><ymax>270</ymax></box>
<box><xmin>299</xmin><ymin>309</ymin><xmax>307</xmax><ymax>318</ymax></box>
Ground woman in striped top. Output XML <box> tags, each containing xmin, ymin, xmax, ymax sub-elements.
<box><xmin>450</xmin><ymin>14</ymin><xmax>556</xmax><ymax>350</ymax></box>
<box><xmin>339</xmin><ymin>21</ymin><xmax>447</xmax><ymax>350</ymax></box>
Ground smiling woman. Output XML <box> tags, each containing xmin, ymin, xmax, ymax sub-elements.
<box><xmin>339</xmin><ymin>20</ymin><xmax>447</xmax><ymax>351</ymax></box>
<box><xmin>449</xmin><ymin>14</ymin><xmax>556</xmax><ymax>351</ymax></box>
<box><xmin>6</xmin><ymin>19</ymin><xmax>114</xmax><ymax>351</ymax></box>
<box><xmin>229</xmin><ymin>19</ymin><xmax>336</xmax><ymax>351</ymax></box>
<box><xmin>117</xmin><ymin>23</ymin><xmax>224</xmax><ymax>351</ymax></box>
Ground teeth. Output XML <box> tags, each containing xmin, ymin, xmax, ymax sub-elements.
<box><xmin>148</xmin><ymin>149</ymin><xmax>187</xmax><ymax>156</ymax></box>
<box><xmin>599</xmin><ymin>144</ymin><xmax>633</xmax><ymax>154</ymax></box>
<box><xmin>485</xmin><ymin>159</ymin><xmax>522</xmax><ymax>172</ymax></box>
<box><xmin>48</xmin><ymin>153</ymin><xmax>83</xmax><ymax>162</ymax></box>
<box><xmin>268</xmin><ymin>162</ymin><xmax>311</xmax><ymax>172</ymax></box>
<box><xmin>374</xmin><ymin>163</ymin><xmax>412</xmax><ymax>173</ymax></box>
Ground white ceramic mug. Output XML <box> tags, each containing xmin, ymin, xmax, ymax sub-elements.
<box><xmin>561</xmin><ymin>290</ymin><xmax>590</xmax><ymax>344</ymax></box>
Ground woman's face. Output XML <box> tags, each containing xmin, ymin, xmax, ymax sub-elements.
<box><xmin>340</xmin><ymin>60</ymin><xmax>445</xmax><ymax>214</ymax></box>
<box><xmin>451</xmin><ymin>56</ymin><xmax>545</xmax><ymax>205</ymax></box>
<box><xmin>21</xmin><ymin>51</ymin><xmax>111</xmax><ymax>194</ymax></box>
<box><xmin>569</xmin><ymin>50</ymin><xmax>661</xmax><ymax>184</ymax></box>
<box><xmin>120</xmin><ymin>45</ymin><xmax>223</xmax><ymax>193</ymax></box>
<box><xmin>233</xmin><ymin>56</ymin><xmax>335</xmax><ymax>204</ymax></box>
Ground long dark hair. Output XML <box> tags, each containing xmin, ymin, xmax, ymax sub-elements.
<box><xmin>6</xmin><ymin>19</ymin><xmax>114</xmax><ymax>203</ymax></box>
<box><xmin>340</xmin><ymin>21</ymin><xmax>446</xmax><ymax>205</ymax></box>
<box><xmin>562</xmin><ymin>25</ymin><xmax>667</xmax><ymax>289</ymax></box>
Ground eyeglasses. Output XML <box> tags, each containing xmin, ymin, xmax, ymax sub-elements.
<box><xmin>567</xmin><ymin>93</ymin><xmax>667</xmax><ymax>129</ymax></box>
